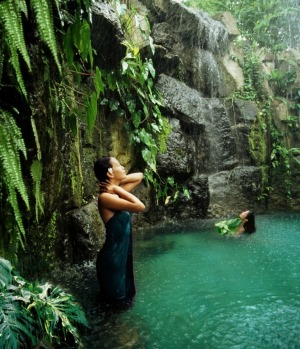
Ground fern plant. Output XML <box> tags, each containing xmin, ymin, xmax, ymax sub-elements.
<box><xmin>0</xmin><ymin>109</ymin><xmax>29</xmax><ymax>249</ymax></box>
<box><xmin>0</xmin><ymin>0</ymin><xmax>31</xmax><ymax>97</ymax></box>
<box><xmin>30</xmin><ymin>0</ymin><xmax>62</xmax><ymax>74</ymax></box>
<box><xmin>0</xmin><ymin>257</ymin><xmax>89</xmax><ymax>349</ymax></box>
<box><xmin>0</xmin><ymin>0</ymin><xmax>62</xmax><ymax>98</ymax></box>
<box><xmin>105</xmin><ymin>2</ymin><xmax>190</xmax><ymax>205</ymax></box>
<box><xmin>0</xmin><ymin>0</ymin><xmax>93</xmax><ymax>258</ymax></box>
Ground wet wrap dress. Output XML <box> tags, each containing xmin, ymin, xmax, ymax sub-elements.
<box><xmin>96</xmin><ymin>211</ymin><xmax>136</xmax><ymax>304</ymax></box>
<box><xmin>215</xmin><ymin>217</ymin><xmax>243</xmax><ymax>235</ymax></box>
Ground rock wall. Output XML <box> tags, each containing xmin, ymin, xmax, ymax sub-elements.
<box><xmin>60</xmin><ymin>1</ymin><xmax>257</xmax><ymax>263</ymax></box>
<box><xmin>58</xmin><ymin>0</ymin><xmax>300</xmax><ymax>265</ymax></box>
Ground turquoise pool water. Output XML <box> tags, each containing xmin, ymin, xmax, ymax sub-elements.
<box><xmin>76</xmin><ymin>212</ymin><xmax>300</xmax><ymax>348</ymax></box>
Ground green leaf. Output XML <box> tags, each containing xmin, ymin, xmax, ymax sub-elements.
<box><xmin>107</xmin><ymin>73</ymin><xmax>117</xmax><ymax>91</ymax></box>
<box><xmin>94</xmin><ymin>67</ymin><xmax>104</xmax><ymax>98</ymax></box>
<box><xmin>151</xmin><ymin>123</ymin><xmax>160</xmax><ymax>132</ymax></box>
<box><xmin>79</xmin><ymin>19</ymin><xmax>91</xmax><ymax>61</ymax></box>
<box><xmin>64</xmin><ymin>27</ymin><xmax>75</xmax><ymax>65</ymax></box>
<box><xmin>87</xmin><ymin>92</ymin><xmax>97</xmax><ymax>130</ymax></box>
<box><xmin>133</xmin><ymin>111</ymin><xmax>141</xmax><ymax>128</ymax></box>
<box><xmin>0</xmin><ymin>258</ymin><xmax>13</xmax><ymax>287</ymax></box>
<box><xmin>109</xmin><ymin>98</ymin><xmax>120</xmax><ymax>111</ymax></box>
<box><xmin>122</xmin><ymin>61</ymin><xmax>129</xmax><ymax>73</ymax></box>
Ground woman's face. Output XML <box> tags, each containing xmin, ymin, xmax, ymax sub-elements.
<box><xmin>239</xmin><ymin>210</ymin><xmax>249</xmax><ymax>220</ymax></box>
<box><xmin>109</xmin><ymin>157</ymin><xmax>126</xmax><ymax>180</ymax></box>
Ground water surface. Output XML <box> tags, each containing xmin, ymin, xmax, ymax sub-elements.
<box><xmin>66</xmin><ymin>212</ymin><xmax>300</xmax><ymax>348</ymax></box>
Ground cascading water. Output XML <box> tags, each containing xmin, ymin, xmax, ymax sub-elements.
<box><xmin>279</xmin><ymin>0</ymin><xmax>300</xmax><ymax>50</ymax></box>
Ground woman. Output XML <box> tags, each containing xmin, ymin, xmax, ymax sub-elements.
<box><xmin>215</xmin><ymin>210</ymin><xmax>256</xmax><ymax>236</ymax></box>
<box><xmin>94</xmin><ymin>156</ymin><xmax>145</xmax><ymax>306</ymax></box>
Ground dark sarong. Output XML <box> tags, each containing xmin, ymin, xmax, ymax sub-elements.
<box><xmin>96</xmin><ymin>211</ymin><xmax>136</xmax><ymax>305</ymax></box>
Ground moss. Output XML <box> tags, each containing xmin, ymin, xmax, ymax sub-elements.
<box><xmin>157</xmin><ymin>117</ymin><xmax>172</xmax><ymax>154</ymax></box>
<box><xmin>110</xmin><ymin>115</ymin><xmax>135</xmax><ymax>168</ymax></box>
<box><xmin>249</xmin><ymin>107</ymin><xmax>269</xmax><ymax>165</ymax></box>
<box><xmin>248</xmin><ymin>102</ymin><xmax>272</xmax><ymax>203</ymax></box>
<box><xmin>68</xmin><ymin>132</ymin><xmax>84</xmax><ymax>206</ymax></box>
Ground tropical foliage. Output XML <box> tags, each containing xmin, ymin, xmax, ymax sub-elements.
<box><xmin>184</xmin><ymin>0</ymin><xmax>300</xmax><ymax>204</ymax></box>
<box><xmin>0</xmin><ymin>0</ymin><xmax>95</xmax><ymax>259</ymax></box>
<box><xmin>0</xmin><ymin>0</ymin><xmax>181</xmax><ymax>260</ymax></box>
<box><xmin>110</xmin><ymin>1</ymin><xmax>189</xmax><ymax>204</ymax></box>
<box><xmin>183</xmin><ymin>0</ymin><xmax>300</xmax><ymax>51</ymax></box>
<box><xmin>0</xmin><ymin>109</ymin><xmax>29</xmax><ymax>251</ymax></box>
<box><xmin>0</xmin><ymin>257</ymin><xmax>88</xmax><ymax>349</ymax></box>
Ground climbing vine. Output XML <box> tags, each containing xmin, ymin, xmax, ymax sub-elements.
<box><xmin>0</xmin><ymin>0</ymin><xmax>188</xmax><ymax>259</ymax></box>
<box><xmin>99</xmin><ymin>0</ymin><xmax>189</xmax><ymax>205</ymax></box>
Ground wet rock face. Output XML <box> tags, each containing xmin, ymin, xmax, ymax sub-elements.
<box><xmin>164</xmin><ymin>2</ymin><xmax>228</xmax><ymax>54</ymax></box>
<box><xmin>61</xmin><ymin>0</ymin><xmax>264</xmax><ymax>265</ymax></box>
<box><xmin>155</xmin><ymin>73</ymin><xmax>261</xmax><ymax>218</ymax></box>
<box><xmin>157</xmin><ymin>118</ymin><xmax>202</xmax><ymax>177</ymax></box>
<box><xmin>157</xmin><ymin>74</ymin><xmax>239</xmax><ymax>173</ymax></box>
<box><xmin>142</xmin><ymin>0</ymin><xmax>262</xmax><ymax>218</ymax></box>
<box><xmin>149</xmin><ymin>0</ymin><xmax>228</xmax><ymax>97</ymax></box>
<box><xmin>91</xmin><ymin>1</ymin><xmax>126</xmax><ymax>69</ymax></box>
<box><xmin>208</xmin><ymin>166</ymin><xmax>261</xmax><ymax>218</ymax></box>
<box><xmin>64</xmin><ymin>201</ymin><xmax>105</xmax><ymax>263</ymax></box>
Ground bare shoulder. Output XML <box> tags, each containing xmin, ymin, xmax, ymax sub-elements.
<box><xmin>98</xmin><ymin>192</ymin><xmax>118</xmax><ymax>204</ymax></box>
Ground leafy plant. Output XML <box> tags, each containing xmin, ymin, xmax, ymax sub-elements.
<box><xmin>0</xmin><ymin>109</ymin><xmax>29</xmax><ymax>252</ymax></box>
<box><xmin>0</xmin><ymin>0</ymin><xmax>95</xmax><ymax>258</ymax></box>
<box><xmin>0</xmin><ymin>257</ymin><xmax>88</xmax><ymax>349</ymax></box>
<box><xmin>0</xmin><ymin>0</ymin><xmax>31</xmax><ymax>97</ymax></box>
<box><xmin>184</xmin><ymin>0</ymin><xmax>300</xmax><ymax>52</ymax></box>
<box><xmin>30</xmin><ymin>0</ymin><xmax>62</xmax><ymax>74</ymax></box>
<box><xmin>0</xmin><ymin>0</ymin><xmax>62</xmax><ymax>98</ymax></box>
<box><xmin>266</xmin><ymin>68</ymin><xmax>297</xmax><ymax>97</ymax></box>
<box><xmin>233</xmin><ymin>39</ymin><xmax>265</xmax><ymax>101</ymax></box>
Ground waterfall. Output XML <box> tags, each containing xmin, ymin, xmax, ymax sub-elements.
<box><xmin>276</xmin><ymin>0</ymin><xmax>300</xmax><ymax>50</ymax></box>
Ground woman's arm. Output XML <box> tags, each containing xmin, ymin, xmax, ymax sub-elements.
<box><xmin>120</xmin><ymin>172</ymin><xmax>144</xmax><ymax>192</ymax></box>
<box><xmin>99</xmin><ymin>185</ymin><xmax>145</xmax><ymax>213</ymax></box>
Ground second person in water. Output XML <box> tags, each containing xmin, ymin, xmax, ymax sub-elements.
<box><xmin>215</xmin><ymin>210</ymin><xmax>256</xmax><ymax>236</ymax></box>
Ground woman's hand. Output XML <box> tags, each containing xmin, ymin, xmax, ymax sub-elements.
<box><xmin>99</xmin><ymin>180</ymin><xmax>118</xmax><ymax>194</ymax></box>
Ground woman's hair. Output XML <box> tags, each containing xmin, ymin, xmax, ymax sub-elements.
<box><xmin>94</xmin><ymin>157</ymin><xmax>112</xmax><ymax>183</ymax></box>
<box><xmin>243</xmin><ymin>210</ymin><xmax>256</xmax><ymax>233</ymax></box>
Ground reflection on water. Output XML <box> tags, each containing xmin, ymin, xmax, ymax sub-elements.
<box><xmin>61</xmin><ymin>212</ymin><xmax>300</xmax><ymax>348</ymax></box>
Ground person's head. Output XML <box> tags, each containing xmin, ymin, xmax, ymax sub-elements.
<box><xmin>240</xmin><ymin>210</ymin><xmax>256</xmax><ymax>233</ymax></box>
<box><xmin>94</xmin><ymin>156</ymin><xmax>126</xmax><ymax>184</ymax></box>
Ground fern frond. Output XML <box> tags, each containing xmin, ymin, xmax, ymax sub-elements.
<box><xmin>0</xmin><ymin>46</ymin><xmax>4</xmax><ymax>83</ymax></box>
<box><xmin>30</xmin><ymin>115</ymin><xmax>42</xmax><ymax>160</ymax></box>
<box><xmin>8</xmin><ymin>46</ymin><xmax>28</xmax><ymax>97</ymax></box>
<box><xmin>0</xmin><ymin>0</ymin><xmax>31</xmax><ymax>97</ymax></box>
<box><xmin>0</xmin><ymin>0</ymin><xmax>31</xmax><ymax>70</ymax></box>
<box><xmin>17</xmin><ymin>0</ymin><xmax>28</xmax><ymax>17</ymax></box>
<box><xmin>0</xmin><ymin>109</ymin><xmax>29</xmax><ymax>244</ymax></box>
<box><xmin>30</xmin><ymin>0</ymin><xmax>62</xmax><ymax>74</ymax></box>
<box><xmin>30</xmin><ymin>160</ymin><xmax>44</xmax><ymax>222</ymax></box>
